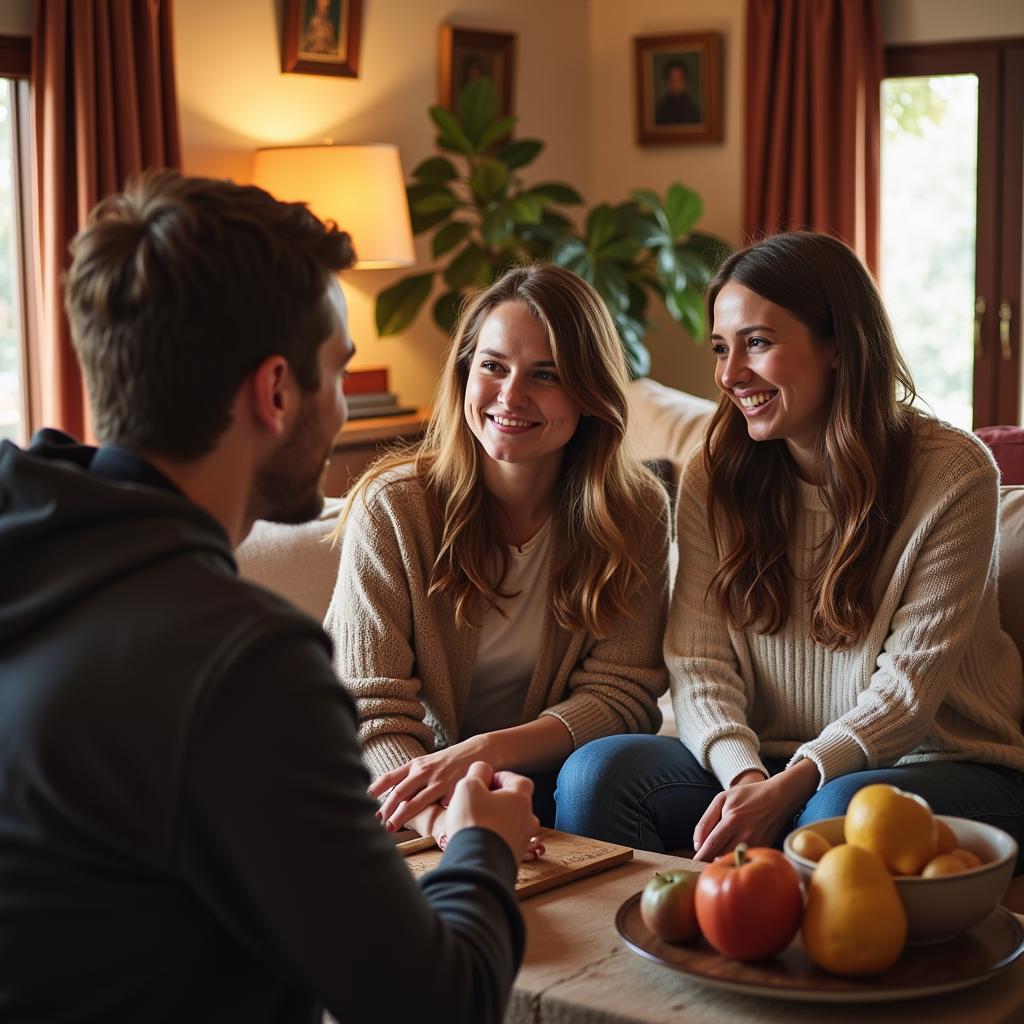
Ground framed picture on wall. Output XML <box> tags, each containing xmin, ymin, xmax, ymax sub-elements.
<box><xmin>438</xmin><ymin>25</ymin><xmax>516</xmax><ymax>117</ymax></box>
<box><xmin>634</xmin><ymin>32</ymin><xmax>723</xmax><ymax>145</ymax></box>
<box><xmin>281</xmin><ymin>0</ymin><xmax>363</xmax><ymax>78</ymax></box>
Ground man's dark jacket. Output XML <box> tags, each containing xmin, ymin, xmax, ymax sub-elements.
<box><xmin>0</xmin><ymin>431</ymin><xmax>523</xmax><ymax>1023</ymax></box>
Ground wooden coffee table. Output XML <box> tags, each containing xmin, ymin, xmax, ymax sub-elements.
<box><xmin>508</xmin><ymin>849</ymin><xmax>1024</xmax><ymax>1024</ymax></box>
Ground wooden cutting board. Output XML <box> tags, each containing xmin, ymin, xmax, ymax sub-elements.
<box><xmin>403</xmin><ymin>827</ymin><xmax>633</xmax><ymax>900</ymax></box>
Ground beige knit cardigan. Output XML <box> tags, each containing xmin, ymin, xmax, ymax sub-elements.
<box><xmin>326</xmin><ymin>471</ymin><xmax>671</xmax><ymax>779</ymax></box>
<box><xmin>667</xmin><ymin>417</ymin><xmax>1024</xmax><ymax>789</ymax></box>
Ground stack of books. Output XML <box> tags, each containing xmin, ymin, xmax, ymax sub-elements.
<box><xmin>343</xmin><ymin>365</ymin><xmax>417</xmax><ymax>420</ymax></box>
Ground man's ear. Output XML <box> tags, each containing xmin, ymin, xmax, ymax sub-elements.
<box><xmin>249</xmin><ymin>355</ymin><xmax>293</xmax><ymax>438</ymax></box>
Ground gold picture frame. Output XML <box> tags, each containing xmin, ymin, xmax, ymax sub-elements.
<box><xmin>635</xmin><ymin>32</ymin><xmax>723</xmax><ymax>145</ymax></box>
<box><xmin>282</xmin><ymin>0</ymin><xmax>363</xmax><ymax>78</ymax></box>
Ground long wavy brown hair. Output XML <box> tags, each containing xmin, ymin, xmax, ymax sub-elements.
<box><xmin>333</xmin><ymin>263</ymin><xmax>663</xmax><ymax>637</ymax></box>
<box><xmin>704</xmin><ymin>232</ymin><xmax>917</xmax><ymax>649</ymax></box>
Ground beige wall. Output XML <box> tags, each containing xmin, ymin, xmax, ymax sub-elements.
<box><xmin>0</xmin><ymin>0</ymin><xmax>31</xmax><ymax>36</ymax></box>
<box><xmin>588</xmin><ymin>0</ymin><xmax>746</xmax><ymax>400</ymax></box>
<box><xmin>882</xmin><ymin>0</ymin><xmax>1024</xmax><ymax>44</ymax></box>
<box><xmin>175</xmin><ymin>0</ymin><xmax>591</xmax><ymax>409</ymax></box>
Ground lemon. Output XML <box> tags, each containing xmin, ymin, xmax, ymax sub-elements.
<box><xmin>844</xmin><ymin>784</ymin><xmax>936</xmax><ymax>875</ymax></box>
<box><xmin>803</xmin><ymin>844</ymin><xmax>907</xmax><ymax>976</ymax></box>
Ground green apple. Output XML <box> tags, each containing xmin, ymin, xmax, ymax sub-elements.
<box><xmin>639</xmin><ymin>870</ymin><xmax>701</xmax><ymax>943</ymax></box>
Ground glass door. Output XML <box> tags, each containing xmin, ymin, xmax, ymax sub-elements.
<box><xmin>882</xmin><ymin>41</ymin><xmax>1023</xmax><ymax>428</ymax></box>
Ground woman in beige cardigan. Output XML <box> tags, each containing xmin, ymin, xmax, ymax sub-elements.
<box><xmin>324</xmin><ymin>264</ymin><xmax>670</xmax><ymax>845</ymax></box>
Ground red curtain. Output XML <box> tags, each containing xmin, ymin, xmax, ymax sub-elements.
<box><xmin>31</xmin><ymin>0</ymin><xmax>181</xmax><ymax>439</ymax></box>
<box><xmin>744</xmin><ymin>0</ymin><xmax>882</xmax><ymax>271</ymax></box>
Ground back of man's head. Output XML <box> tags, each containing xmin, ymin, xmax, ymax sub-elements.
<box><xmin>65</xmin><ymin>170</ymin><xmax>355</xmax><ymax>459</ymax></box>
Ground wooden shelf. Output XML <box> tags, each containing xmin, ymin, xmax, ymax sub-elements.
<box><xmin>325</xmin><ymin>408</ymin><xmax>428</xmax><ymax>496</ymax></box>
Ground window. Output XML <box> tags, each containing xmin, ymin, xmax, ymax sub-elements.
<box><xmin>0</xmin><ymin>36</ymin><xmax>29</xmax><ymax>444</ymax></box>
<box><xmin>0</xmin><ymin>78</ymin><xmax>26</xmax><ymax>443</ymax></box>
<box><xmin>881</xmin><ymin>40</ymin><xmax>1024</xmax><ymax>428</ymax></box>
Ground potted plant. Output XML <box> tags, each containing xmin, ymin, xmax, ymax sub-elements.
<box><xmin>375</xmin><ymin>78</ymin><xmax>728</xmax><ymax>377</ymax></box>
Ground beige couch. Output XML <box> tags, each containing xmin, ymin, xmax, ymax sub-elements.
<box><xmin>236</xmin><ymin>378</ymin><xmax>1024</xmax><ymax>907</ymax></box>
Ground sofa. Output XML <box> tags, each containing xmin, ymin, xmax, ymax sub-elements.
<box><xmin>236</xmin><ymin>378</ymin><xmax>1024</xmax><ymax>907</ymax></box>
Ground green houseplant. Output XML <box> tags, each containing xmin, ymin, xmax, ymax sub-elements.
<box><xmin>375</xmin><ymin>78</ymin><xmax>728</xmax><ymax>377</ymax></box>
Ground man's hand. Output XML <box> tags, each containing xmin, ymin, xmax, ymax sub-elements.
<box><xmin>692</xmin><ymin>760</ymin><xmax>819</xmax><ymax>861</ymax></box>
<box><xmin>371</xmin><ymin>736</ymin><xmax>490</xmax><ymax>833</ymax></box>
<box><xmin>444</xmin><ymin>762</ymin><xmax>539</xmax><ymax>863</ymax></box>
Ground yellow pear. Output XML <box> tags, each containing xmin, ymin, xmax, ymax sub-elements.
<box><xmin>844</xmin><ymin>783</ymin><xmax>936</xmax><ymax>875</ymax></box>
<box><xmin>803</xmin><ymin>844</ymin><xmax>907</xmax><ymax>976</ymax></box>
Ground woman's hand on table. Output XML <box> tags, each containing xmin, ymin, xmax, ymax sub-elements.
<box><xmin>371</xmin><ymin>736</ymin><xmax>491</xmax><ymax>833</ymax></box>
<box><xmin>692</xmin><ymin>759</ymin><xmax>820</xmax><ymax>861</ymax></box>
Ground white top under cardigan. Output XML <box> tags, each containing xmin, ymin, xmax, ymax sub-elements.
<box><xmin>667</xmin><ymin>416</ymin><xmax>1024</xmax><ymax>790</ymax></box>
<box><xmin>461</xmin><ymin>520</ymin><xmax>552</xmax><ymax>737</ymax></box>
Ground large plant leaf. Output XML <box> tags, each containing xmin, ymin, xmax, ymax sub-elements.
<box><xmin>469</xmin><ymin>158</ymin><xmax>509</xmax><ymax>204</ymax></box>
<box><xmin>444</xmin><ymin>243</ymin><xmax>493</xmax><ymax>290</ymax></box>
<box><xmin>630</xmin><ymin>188</ymin><xmax>672</xmax><ymax>235</ymax></box>
<box><xmin>511</xmin><ymin>194</ymin><xmax>546</xmax><ymax>224</ymax></box>
<box><xmin>593</xmin><ymin>261</ymin><xmax>630</xmax><ymax>313</ymax></box>
<box><xmin>409</xmin><ymin>184</ymin><xmax>459</xmax><ymax>216</ymax></box>
<box><xmin>433</xmin><ymin>290</ymin><xmax>464</xmax><ymax>334</ymax></box>
<box><xmin>594</xmin><ymin>237</ymin><xmax>641</xmax><ymax>264</ymax></box>
<box><xmin>457</xmin><ymin>77</ymin><xmax>498</xmax><ymax>147</ymax></box>
<box><xmin>498</xmin><ymin>138</ymin><xmax>544</xmax><ymax>169</ymax></box>
<box><xmin>482</xmin><ymin>202</ymin><xmax>515</xmax><ymax>247</ymax></box>
<box><xmin>477</xmin><ymin>116</ymin><xmax>517</xmax><ymax>153</ymax></box>
<box><xmin>376</xmin><ymin>273</ymin><xmax>434</xmax><ymax>336</ymax></box>
<box><xmin>613</xmin><ymin>310</ymin><xmax>651</xmax><ymax>379</ymax></box>
<box><xmin>429</xmin><ymin>106</ymin><xmax>475</xmax><ymax>155</ymax></box>
<box><xmin>540</xmin><ymin>209</ymin><xmax>575</xmax><ymax>231</ymax></box>
<box><xmin>432</xmin><ymin>220</ymin><xmax>472</xmax><ymax>258</ymax></box>
<box><xmin>412</xmin><ymin>156</ymin><xmax>458</xmax><ymax>184</ymax></box>
<box><xmin>684</xmin><ymin>232</ymin><xmax>731</xmax><ymax>270</ymax></box>
<box><xmin>657</xmin><ymin>245</ymin><xmax>686</xmax><ymax>292</ymax></box>
<box><xmin>526</xmin><ymin>182</ymin><xmax>584</xmax><ymax>205</ymax></box>
<box><xmin>676</xmin><ymin>246</ymin><xmax>713</xmax><ymax>289</ymax></box>
<box><xmin>549</xmin><ymin>236</ymin><xmax>587</xmax><ymax>267</ymax></box>
<box><xmin>666</xmin><ymin>285</ymin><xmax>706</xmax><ymax>339</ymax></box>
<box><xmin>585</xmin><ymin>204</ymin><xmax>618</xmax><ymax>253</ymax></box>
<box><xmin>665</xmin><ymin>184</ymin><xmax>704</xmax><ymax>238</ymax></box>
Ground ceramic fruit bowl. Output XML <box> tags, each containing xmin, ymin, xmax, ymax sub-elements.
<box><xmin>784</xmin><ymin>815</ymin><xmax>1017</xmax><ymax>944</ymax></box>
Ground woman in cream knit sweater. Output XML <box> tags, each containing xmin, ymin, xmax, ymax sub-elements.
<box><xmin>324</xmin><ymin>265</ymin><xmax>670</xmax><ymax>846</ymax></box>
<box><xmin>557</xmin><ymin>233</ymin><xmax>1024</xmax><ymax>869</ymax></box>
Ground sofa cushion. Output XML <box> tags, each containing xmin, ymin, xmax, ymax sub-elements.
<box><xmin>626</xmin><ymin>378</ymin><xmax>715</xmax><ymax>480</ymax></box>
<box><xmin>977</xmin><ymin>426</ymin><xmax>1024</xmax><ymax>485</ymax></box>
<box><xmin>235</xmin><ymin>497</ymin><xmax>345</xmax><ymax>621</ymax></box>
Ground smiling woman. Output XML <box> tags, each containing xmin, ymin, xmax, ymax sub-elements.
<box><xmin>557</xmin><ymin>232</ymin><xmax>1024</xmax><ymax>873</ymax></box>
<box><xmin>324</xmin><ymin>263</ymin><xmax>671</xmax><ymax>848</ymax></box>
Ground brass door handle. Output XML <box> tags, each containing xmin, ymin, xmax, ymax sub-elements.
<box><xmin>974</xmin><ymin>297</ymin><xmax>987</xmax><ymax>358</ymax></box>
<box><xmin>998</xmin><ymin>301</ymin><xmax>1012</xmax><ymax>361</ymax></box>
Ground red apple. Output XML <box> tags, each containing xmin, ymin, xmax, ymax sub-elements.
<box><xmin>639</xmin><ymin>870</ymin><xmax>702</xmax><ymax>943</ymax></box>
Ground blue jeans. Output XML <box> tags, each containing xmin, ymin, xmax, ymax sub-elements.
<box><xmin>553</xmin><ymin>735</ymin><xmax>1024</xmax><ymax>874</ymax></box>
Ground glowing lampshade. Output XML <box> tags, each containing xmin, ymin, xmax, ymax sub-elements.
<box><xmin>251</xmin><ymin>143</ymin><xmax>415</xmax><ymax>269</ymax></box>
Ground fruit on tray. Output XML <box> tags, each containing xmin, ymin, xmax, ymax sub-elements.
<box><xmin>639</xmin><ymin>870</ymin><xmax>702</xmax><ymax>943</ymax></box>
<box><xmin>802</xmin><ymin>843</ymin><xmax>908</xmax><ymax>976</ymax></box>
<box><xmin>694</xmin><ymin>844</ymin><xmax>803</xmax><ymax>961</ymax></box>
<box><xmin>844</xmin><ymin>783</ymin><xmax>938</xmax><ymax>875</ymax></box>
<box><xmin>789</xmin><ymin>828</ymin><xmax>832</xmax><ymax>863</ymax></box>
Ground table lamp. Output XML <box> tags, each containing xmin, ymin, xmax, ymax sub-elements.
<box><xmin>251</xmin><ymin>142</ymin><xmax>415</xmax><ymax>268</ymax></box>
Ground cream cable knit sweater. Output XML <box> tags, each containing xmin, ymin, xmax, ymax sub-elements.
<box><xmin>667</xmin><ymin>418</ymin><xmax>1024</xmax><ymax>790</ymax></box>
<box><xmin>325</xmin><ymin>470</ymin><xmax>671</xmax><ymax>780</ymax></box>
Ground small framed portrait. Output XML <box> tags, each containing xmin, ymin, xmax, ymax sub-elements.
<box><xmin>438</xmin><ymin>25</ymin><xmax>516</xmax><ymax>117</ymax></box>
<box><xmin>634</xmin><ymin>32</ymin><xmax>723</xmax><ymax>145</ymax></box>
<box><xmin>282</xmin><ymin>0</ymin><xmax>363</xmax><ymax>78</ymax></box>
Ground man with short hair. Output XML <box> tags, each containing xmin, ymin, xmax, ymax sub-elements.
<box><xmin>0</xmin><ymin>171</ymin><xmax>537</xmax><ymax>1023</ymax></box>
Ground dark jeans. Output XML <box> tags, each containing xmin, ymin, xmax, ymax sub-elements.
<box><xmin>552</xmin><ymin>735</ymin><xmax>1024</xmax><ymax>874</ymax></box>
